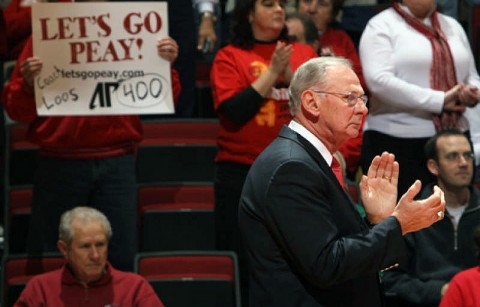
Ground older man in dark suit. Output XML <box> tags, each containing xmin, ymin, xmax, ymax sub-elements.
<box><xmin>239</xmin><ymin>56</ymin><xmax>446</xmax><ymax>307</ymax></box>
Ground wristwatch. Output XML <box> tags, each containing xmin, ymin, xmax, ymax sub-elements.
<box><xmin>200</xmin><ymin>11</ymin><xmax>217</xmax><ymax>22</ymax></box>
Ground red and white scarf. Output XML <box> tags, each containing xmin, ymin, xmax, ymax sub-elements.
<box><xmin>393</xmin><ymin>2</ymin><xmax>461</xmax><ymax>131</ymax></box>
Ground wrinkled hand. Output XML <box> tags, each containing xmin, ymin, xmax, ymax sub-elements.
<box><xmin>269</xmin><ymin>41</ymin><xmax>293</xmax><ymax>75</ymax></box>
<box><xmin>392</xmin><ymin>182</ymin><xmax>445</xmax><ymax>235</ymax></box>
<box><xmin>20</xmin><ymin>57</ymin><xmax>42</xmax><ymax>87</ymax></box>
<box><xmin>197</xmin><ymin>14</ymin><xmax>217</xmax><ymax>52</ymax></box>
<box><xmin>443</xmin><ymin>85</ymin><xmax>465</xmax><ymax>112</ymax></box>
<box><xmin>457</xmin><ymin>84</ymin><xmax>479</xmax><ymax>107</ymax></box>
<box><xmin>157</xmin><ymin>36</ymin><xmax>178</xmax><ymax>64</ymax></box>
<box><xmin>360</xmin><ymin>152</ymin><xmax>399</xmax><ymax>224</ymax></box>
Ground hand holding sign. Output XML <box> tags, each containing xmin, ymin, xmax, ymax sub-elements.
<box><xmin>156</xmin><ymin>36</ymin><xmax>178</xmax><ymax>64</ymax></box>
<box><xmin>31</xmin><ymin>2</ymin><xmax>174</xmax><ymax>116</ymax></box>
<box><xmin>20</xmin><ymin>56</ymin><xmax>43</xmax><ymax>87</ymax></box>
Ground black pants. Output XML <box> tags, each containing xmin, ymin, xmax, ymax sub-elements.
<box><xmin>214</xmin><ymin>161</ymin><xmax>250</xmax><ymax>306</ymax></box>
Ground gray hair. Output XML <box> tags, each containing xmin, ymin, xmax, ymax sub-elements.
<box><xmin>288</xmin><ymin>57</ymin><xmax>352</xmax><ymax>116</ymax></box>
<box><xmin>59</xmin><ymin>206</ymin><xmax>112</xmax><ymax>245</ymax></box>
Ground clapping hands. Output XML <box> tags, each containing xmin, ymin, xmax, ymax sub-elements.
<box><xmin>360</xmin><ymin>152</ymin><xmax>399</xmax><ymax>224</ymax></box>
<box><xmin>269</xmin><ymin>41</ymin><xmax>293</xmax><ymax>76</ymax></box>
<box><xmin>359</xmin><ymin>152</ymin><xmax>446</xmax><ymax>234</ymax></box>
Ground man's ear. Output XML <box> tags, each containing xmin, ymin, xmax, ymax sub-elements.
<box><xmin>300</xmin><ymin>90</ymin><xmax>320</xmax><ymax>117</ymax></box>
<box><xmin>57</xmin><ymin>240</ymin><xmax>68</xmax><ymax>259</ymax></box>
<box><xmin>427</xmin><ymin>159</ymin><xmax>439</xmax><ymax>176</ymax></box>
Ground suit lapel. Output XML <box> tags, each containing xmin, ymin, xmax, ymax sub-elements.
<box><xmin>278</xmin><ymin>125</ymin><xmax>368</xmax><ymax>229</ymax></box>
<box><xmin>279</xmin><ymin>127</ymin><xmax>336</xmax><ymax>179</ymax></box>
<box><xmin>278</xmin><ymin>126</ymin><xmax>349</xmax><ymax>196</ymax></box>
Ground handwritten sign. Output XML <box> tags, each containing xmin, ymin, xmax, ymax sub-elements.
<box><xmin>31</xmin><ymin>2</ymin><xmax>174</xmax><ymax>115</ymax></box>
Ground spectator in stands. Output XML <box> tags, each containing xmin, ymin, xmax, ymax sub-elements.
<box><xmin>286</xmin><ymin>12</ymin><xmax>321</xmax><ymax>53</ymax></box>
<box><xmin>359</xmin><ymin>0</ymin><xmax>480</xmax><ymax>198</ymax></box>
<box><xmin>14</xmin><ymin>206</ymin><xmax>164</xmax><ymax>307</ymax></box>
<box><xmin>210</xmin><ymin>0</ymin><xmax>317</xmax><ymax>300</ymax></box>
<box><xmin>439</xmin><ymin>225</ymin><xmax>480</xmax><ymax>307</ymax></box>
<box><xmin>296</xmin><ymin>0</ymin><xmax>366</xmax><ymax>89</ymax></box>
<box><xmin>2</xmin><ymin>1</ymin><xmax>181</xmax><ymax>271</ymax></box>
<box><xmin>383</xmin><ymin>130</ymin><xmax>480</xmax><ymax>307</ymax></box>
<box><xmin>239</xmin><ymin>56</ymin><xmax>446</xmax><ymax>306</ymax></box>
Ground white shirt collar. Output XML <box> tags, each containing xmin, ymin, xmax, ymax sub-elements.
<box><xmin>288</xmin><ymin>120</ymin><xmax>333</xmax><ymax>166</ymax></box>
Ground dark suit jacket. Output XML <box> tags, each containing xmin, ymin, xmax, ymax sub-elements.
<box><xmin>239</xmin><ymin>126</ymin><xmax>407</xmax><ymax>307</ymax></box>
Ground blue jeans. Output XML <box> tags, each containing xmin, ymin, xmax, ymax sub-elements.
<box><xmin>27</xmin><ymin>154</ymin><xmax>137</xmax><ymax>271</ymax></box>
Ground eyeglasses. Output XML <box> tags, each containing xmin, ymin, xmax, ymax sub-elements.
<box><xmin>312</xmin><ymin>90</ymin><xmax>368</xmax><ymax>107</ymax></box>
<box><xmin>443</xmin><ymin>152</ymin><xmax>475</xmax><ymax>162</ymax></box>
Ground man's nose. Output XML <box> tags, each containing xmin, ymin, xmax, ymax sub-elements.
<box><xmin>355</xmin><ymin>100</ymin><xmax>368</xmax><ymax>115</ymax></box>
<box><xmin>458</xmin><ymin>155</ymin><xmax>469</xmax><ymax>165</ymax></box>
<box><xmin>90</xmin><ymin>247</ymin><xmax>100</xmax><ymax>259</ymax></box>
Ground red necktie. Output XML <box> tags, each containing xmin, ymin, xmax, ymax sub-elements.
<box><xmin>331</xmin><ymin>158</ymin><xmax>345</xmax><ymax>187</ymax></box>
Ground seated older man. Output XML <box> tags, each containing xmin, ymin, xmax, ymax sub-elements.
<box><xmin>14</xmin><ymin>206</ymin><xmax>164</xmax><ymax>307</ymax></box>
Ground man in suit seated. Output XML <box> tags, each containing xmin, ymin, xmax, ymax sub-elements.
<box><xmin>239</xmin><ymin>56</ymin><xmax>446</xmax><ymax>306</ymax></box>
<box><xmin>383</xmin><ymin>129</ymin><xmax>480</xmax><ymax>307</ymax></box>
<box><xmin>14</xmin><ymin>206</ymin><xmax>164</xmax><ymax>307</ymax></box>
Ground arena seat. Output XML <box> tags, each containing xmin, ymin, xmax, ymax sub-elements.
<box><xmin>135</xmin><ymin>251</ymin><xmax>241</xmax><ymax>307</ymax></box>
<box><xmin>1</xmin><ymin>253</ymin><xmax>64</xmax><ymax>306</ymax></box>
<box><xmin>137</xmin><ymin>119</ymin><xmax>219</xmax><ymax>184</ymax></box>
<box><xmin>137</xmin><ymin>183</ymin><xmax>215</xmax><ymax>252</ymax></box>
<box><xmin>5</xmin><ymin>188</ymin><xmax>33</xmax><ymax>254</ymax></box>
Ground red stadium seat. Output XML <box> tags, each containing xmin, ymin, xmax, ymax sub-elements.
<box><xmin>135</xmin><ymin>251</ymin><xmax>241</xmax><ymax>307</ymax></box>
<box><xmin>137</xmin><ymin>119</ymin><xmax>219</xmax><ymax>184</ymax></box>
<box><xmin>1</xmin><ymin>254</ymin><xmax>64</xmax><ymax>306</ymax></box>
<box><xmin>137</xmin><ymin>184</ymin><xmax>215</xmax><ymax>252</ymax></box>
<box><xmin>140</xmin><ymin>119</ymin><xmax>219</xmax><ymax>146</ymax></box>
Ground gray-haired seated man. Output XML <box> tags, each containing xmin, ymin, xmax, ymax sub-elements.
<box><xmin>14</xmin><ymin>206</ymin><xmax>164</xmax><ymax>307</ymax></box>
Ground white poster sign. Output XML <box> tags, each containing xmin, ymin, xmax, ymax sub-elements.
<box><xmin>31</xmin><ymin>2</ymin><xmax>174</xmax><ymax>116</ymax></box>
